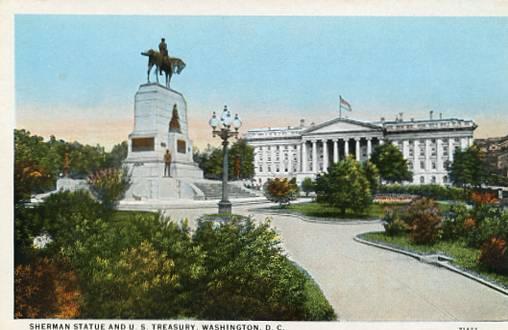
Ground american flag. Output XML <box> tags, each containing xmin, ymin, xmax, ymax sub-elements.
<box><xmin>339</xmin><ymin>96</ymin><xmax>352</xmax><ymax>112</ymax></box>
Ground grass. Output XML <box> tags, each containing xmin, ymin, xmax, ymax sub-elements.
<box><xmin>361</xmin><ymin>231</ymin><xmax>508</xmax><ymax>289</ymax></box>
<box><xmin>281</xmin><ymin>201</ymin><xmax>454</xmax><ymax>221</ymax></box>
<box><xmin>283</xmin><ymin>202</ymin><xmax>386</xmax><ymax>219</ymax></box>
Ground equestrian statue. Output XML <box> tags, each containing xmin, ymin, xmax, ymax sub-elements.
<box><xmin>141</xmin><ymin>38</ymin><xmax>186</xmax><ymax>88</ymax></box>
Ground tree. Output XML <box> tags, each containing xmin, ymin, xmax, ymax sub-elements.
<box><xmin>362</xmin><ymin>160</ymin><xmax>380</xmax><ymax>194</ymax></box>
<box><xmin>195</xmin><ymin>139</ymin><xmax>255</xmax><ymax>180</ymax></box>
<box><xmin>14</xmin><ymin>129</ymin><xmax>53</xmax><ymax>203</ymax></box>
<box><xmin>448</xmin><ymin>146</ymin><xmax>490</xmax><ymax>191</ymax></box>
<box><xmin>88</xmin><ymin>167</ymin><xmax>131</xmax><ymax>211</ymax></box>
<box><xmin>15</xmin><ymin>256</ymin><xmax>81</xmax><ymax>318</ymax></box>
<box><xmin>314</xmin><ymin>156</ymin><xmax>372</xmax><ymax>215</ymax></box>
<box><xmin>228</xmin><ymin>139</ymin><xmax>255</xmax><ymax>180</ymax></box>
<box><xmin>263</xmin><ymin>178</ymin><xmax>299</xmax><ymax>207</ymax></box>
<box><xmin>301</xmin><ymin>177</ymin><xmax>315</xmax><ymax>197</ymax></box>
<box><xmin>370</xmin><ymin>142</ymin><xmax>412</xmax><ymax>183</ymax></box>
<box><xmin>105</xmin><ymin>141</ymin><xmax>128</xmax><ymax>168</ymax></box>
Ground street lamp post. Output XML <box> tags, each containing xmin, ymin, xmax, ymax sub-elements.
<box><xmin>209</xmin><ymin>106</ymin><xmax>242</xmax><ymax>214</ymax></box>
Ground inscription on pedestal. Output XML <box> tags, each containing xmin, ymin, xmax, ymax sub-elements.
<box><xmin>132</xmin><ymin>137</ymin><xmax>155</xmax><ymax>152</ymax></box>
<box><xmin>177</xmin><ymin>140</ymin><xmax>186</xmax><ymax>153</ymax></box>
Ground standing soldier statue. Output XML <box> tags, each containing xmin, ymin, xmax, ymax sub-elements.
<box><xmin>164</xmin><ymin>149</ymin><xmax>172</xmax><ymax>177</ymax></box>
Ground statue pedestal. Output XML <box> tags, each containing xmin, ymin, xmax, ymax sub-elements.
<box><xmin>123</xmin><ymin>83</ymin><xmax>203</xmax><ymax>201</ymax></box>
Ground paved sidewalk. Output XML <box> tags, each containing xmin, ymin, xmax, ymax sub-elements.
<box><xmin>162</xmin><ymin>203</ymin><xmax>508</xmax><ymax>321</ymax></box>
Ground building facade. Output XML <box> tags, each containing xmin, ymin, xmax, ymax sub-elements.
<box><xmin>244</xmin><ymin>113</ymin><xmax>476</xmax><ymax>185</ymax></box>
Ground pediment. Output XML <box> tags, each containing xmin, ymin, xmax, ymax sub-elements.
<box><xmin>303</xmin><ymin>118</ymin><xmax>382</xmax><ymax>135</ymax></box>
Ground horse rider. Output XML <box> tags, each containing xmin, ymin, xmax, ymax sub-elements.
<box><xmin>159</xmin><ymin>38</ymin><xmax>169</xmax><ymax>58</ymax></box>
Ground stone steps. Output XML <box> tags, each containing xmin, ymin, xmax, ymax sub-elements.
<box><xmin>194</xmin><ymin>182</ymin><xmax>257</xmax><ymax>200</ymax></box>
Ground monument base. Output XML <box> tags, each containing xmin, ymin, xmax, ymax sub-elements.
<box><xmin>124</xmin><ymin>176</ymin><xmax>205</xmax><ymax>201</ymax></box>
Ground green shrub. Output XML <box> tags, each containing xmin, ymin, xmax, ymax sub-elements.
<box><xmin>362</xmin><ymin>160</ymin><xmax>380</xmax><ymax>194</ymax></box>
<box><xmin>441</xmin><ymin>203</ymin><xmax>471</xmax><ymax>241</ymax></box>
<box><xmin>315</xmin><ymin>157</ymin><xmax>372</xmax><ymax>215</ymax></box>
<box><xmin>466</xmin><ymin>210</ymin><xmax>508</xmax><ymax>248</ymax></box>
<box><xmin>301</xmin><ymin>177</ymin><xmax>315</xmax><ymax>197</ymax></box>
<box><xmin>382</xmin><ymin>208</ymin><xmax>409</xmax><ymax>236</ymax></box>
<box><xmin>15</xmin><ymin>190</ymin><xmax>105</xmax><ymax>262</ymax></box>
<box><xmin>88</xmin><ymin>167</ymin><xmax>130</xmax><ymax>211</ymax></box>
<box><xmin>479</xmin><ymin>237</ymin><xmax>508</xmax><ymax>275</ymax></box>
<box><xmin>406</xmin><ymin>198</ymin><xmax>442</xmax><ymax>245</ymax></box>
<box><xmin>378</xmin><ymin>184</ymin><xmax>463</xmax><ymax>201</ymax></box>
<box><xmin>263</xmin><ymin>177</ymin><xmax>299</xmax><ymax>207</ymax></box>
<box><xmin>193</xmin><ymin>215</ymin><xmax>328</xmax><ymax>320</ymax></box>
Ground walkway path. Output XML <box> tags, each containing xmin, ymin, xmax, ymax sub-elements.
<box><xmin>162</xmin><ymin>203</ymin><xmax>508</xmax><ymax>321</ymax></box>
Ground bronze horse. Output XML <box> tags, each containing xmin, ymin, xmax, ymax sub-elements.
<box><xmin>141</xmin><ymin>49</ymin><xmax>186</xmax><ymax>88</ymax></box>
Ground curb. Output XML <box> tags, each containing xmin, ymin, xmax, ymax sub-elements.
<box><xmin>354</xmin><ymin>234</ymin><xmax>508</xmax><ymax>297</ymax></box>
<box><xmin>251</xmin><ymin>209</ymin><xmax>382</xmax><ymax>225</ymax></box>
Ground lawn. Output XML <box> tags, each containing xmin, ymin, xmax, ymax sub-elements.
<box><xmin>361</xmin><ymin>232</ymin><xmax>508</xmax><ymax>289</ymax></box>
<box><xmin>282</xmin><ymin>201</ymin><xmax>453</xmax><ymax>220</ymax></box>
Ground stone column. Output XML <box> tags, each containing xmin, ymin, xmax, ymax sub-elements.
<box><xmin>437</xmin><ymin>138</ymin><xmax>443</xmax><ymax>171</ymax></box>
<box><xmin>280</xmin><ymin>146</ymin><xmax>285</xmax><ymax>173</ymax></box>
<box><xmin>302</xmin><ymin>141</ymin><xmax>307</xmax><ymax>172</ymax></box>
<box><xmin>468</xmin><ymin>136</ymin><xmax>474</xmax><ymax>147</ymax></box>
<box><xmin>460</xmin><ymin>137</ymin><xmax>467</xmax><ymax>150</ymax></box>
<box><xmin>402</xmin><ymin>140</ymin><xmax>409</xmax><ymax>160</ymax></box>
<box><xmin>355</xmin><ymin>138</ymin><xmax>361</xmax><ymax>161</ymax></box>
<box><xmin>271</xmin><ymin>146</ymin><xmax>276</xmax><ymax>174</ymax></box>
<box><xmin>287</xmin><ymin>145</ymin><xmax>292</xmax><ymax>174</ymax></box>
<box><xmin>312</xmin><ymin>140</ymin><xmax>317</xmax><ymax>173</ymax></box>
<box><xmin>344</xmin><ymin>138</ymin><xmax>349</xmax><ymax>158</ymax></box>
<box><xmin>296</xmin><ymin>144</ymin><xmax>301</xmax><ymax>173</ymax></box>
<box><xmin>322</xmin><ymin>140</ymin><xmax>329</xmax><ymax>172</ymax></box>
<box><xmin>425</xmin><ymin>139</ymin><xmax>431</xmax><ymax>171</ymax></box>
<box><xmin>448</xmin><ymin>138</ymin><xmax>454</xmax><ymax>163</ymax></box>
<box><xmin>367</xmin><ymin>138</ymin><xmax>372</xmax><ymax>159</ymax></box>
<box><xmin>333</xmin><ymin>139</ymin><xmax>339</xmax><ymax>163</ymax></box>
<box><xmin>413</xmin><ymin>140</ymin><xmax>420</xmax><ymax>171</ymax></box>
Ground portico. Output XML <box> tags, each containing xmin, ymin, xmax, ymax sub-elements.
<box><xmin>245</xmin><ymin>114</ymin><xmax>476</xmax><ymax>185</ymax></box>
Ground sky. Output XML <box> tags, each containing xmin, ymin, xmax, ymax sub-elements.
<box><xmin>15</xmin><ymin>15</ymin><xmax>508</xmax><ymax>150</ymax></box>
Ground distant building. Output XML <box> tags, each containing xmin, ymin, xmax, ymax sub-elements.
<box><xmin>475</xmin><ymin>135</ymin><xmax>508</xmax><ymax>178</ymax></box>
<box><xmin>244</xmin><ymin>112</ymin><xmax>476</xmax><ymax>185</ymax></box>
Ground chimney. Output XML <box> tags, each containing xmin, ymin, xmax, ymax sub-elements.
<box><xmin>380</xmin><ymin>117</ymin><xmax>385</xmax><ymax>122</ymax></box>
<box><xmin>300</xmin><ymin>119</ymin><xmax>305</xmax><ymax>128</ymax></box>
<box><xmin>399</xmin><ymin>112</ymin><xmax>404</xmax><ymax>122</ymax></box>
<box><xmin>439</xmin><ymin>112</ymin><xmax>443</xmax><ymax>120</ymax></box>
<box><xmin>429</xmin><ymin>110</ymin><xmax>434</xmax><ymax>120</ymax></box>
<box><xmin>411</xmin><ymin>117</ymin><xmax>414</xmax><ymax>122</ymax></box>
<box><xmin>311</xmin><ymin>122</ymin><xmax>315</xmax><ymax>126</ymax></box>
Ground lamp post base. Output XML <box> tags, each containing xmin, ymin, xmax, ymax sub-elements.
<box><xmin>218</xmin><ymin>200</ymin><xmax>232</xmax><ymax>214</ymax></box>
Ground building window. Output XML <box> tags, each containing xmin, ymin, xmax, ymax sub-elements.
<box><xmin>276</xmin><ymin>167</ymin><xmax>280</xmax><ymax>172</ymax></box>
<box><xmin>443</xmin><ymin>176</ymin><xmax>448</xmax><ymax>183</ymax></box>
<box><xmin>268</xmin><ymin>166</ymin><xmax>271</xmax><ymax>172</ymax></box>
<box><xmin>431</xmin><ymin>176</ymin><xmax>436</xmax><ymax>183</ymax></box>
<box><xmin>420</xmin><ymin>176</ymin><xmax>425</xmax><ymax>184</ymax></box>
<box><xmin>285</xmin><ymin>168</ymin><xmax>288</xmax><ymax>172</ymax></box>
<box><xmin>432</xmin><ymin>162</ymin><xmax>436</xmax><ymax>170</ymax></box>
<box><xmin>420</xmin><ymin>161</ymin><xmax>425</xmax><ymax>169</ymax></box>
<box><xmin>259</xmin><ymin>167</ymin><xmax>262</xmax><ymax>172</ymax></box>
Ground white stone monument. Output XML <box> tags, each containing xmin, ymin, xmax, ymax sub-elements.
<box><xmin>123</xmin><ymin>83</ymin><xmax>204</xmax><ymax>201</ymax></box>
